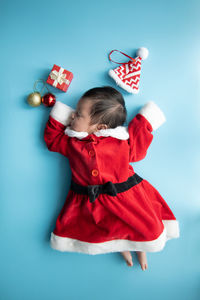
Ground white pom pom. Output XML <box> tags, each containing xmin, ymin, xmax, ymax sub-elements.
<box><xmin>137</xmin><ymin>47</ymin><xmax>149</xmax><ymax>60</ymax></box>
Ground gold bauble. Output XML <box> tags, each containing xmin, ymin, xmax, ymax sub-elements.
<box><xmin>27</xmin><ymin>92</ymin><xmax>42</xmax><ymax>107</ymax></box>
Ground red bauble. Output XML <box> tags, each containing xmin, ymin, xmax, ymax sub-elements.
<box><xmin>42</xmin><ymin>93</ymin><xmax>56</xmax><ymax>107</ymax></box>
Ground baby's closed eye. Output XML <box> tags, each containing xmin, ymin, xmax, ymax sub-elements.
<box><xmin>75</xmin><ymin>111</ymin><xmax>82</xmax><ymax>118</ymax></box>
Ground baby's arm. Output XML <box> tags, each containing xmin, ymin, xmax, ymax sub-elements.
<box><xmin>44</xmin><ymin>101</ymin><xmax>74</xmax><ymax>157</ymax></box>
<box><xmin>128</xmin><ymin>101</ymin><xmax>166</xmax><ymax>162</ymax></box>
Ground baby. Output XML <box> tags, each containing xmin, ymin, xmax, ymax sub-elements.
<box><xmin>44</xmin><ymin>86</ymin><xmax>179</xmax><ymax>270</ymax></box>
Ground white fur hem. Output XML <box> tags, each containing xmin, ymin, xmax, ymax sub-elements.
<box><xmin>50</xmin><ymin>101</ymin><xmax>74</xmax><ymax>126</ymax></box>
<box><xmin>109</xmin><ymin>69</ymin><xmax>139</xmax><ymax>94</ymax></box>
<box><xmin>162</xmin><ymin>220</ymin><xmax>180</xmax><ymax>239</ymax></box>
<box><xmin>139</xmin><ymin>101</ymin><xmax>166</xmax><ymax>130</ymax></box>
<box><xmin>50</xmin><ymin>220</ymin><xmax>179</xmax><ymax>255</ymax></box>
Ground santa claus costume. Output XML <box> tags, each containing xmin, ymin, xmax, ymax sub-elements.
<box><xmin>44</xmin><ymin>101</ymin><xmax>179</xmax><ymax>254</ymax></box>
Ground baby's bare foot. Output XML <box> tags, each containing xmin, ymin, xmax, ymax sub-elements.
<box><xmin>120</xmin><ymin>251</ymin><xmax>133</xmax><ymax>267</ymax></box>
<box><xmin>136</xmin><ymin>251</ymin><xmax>148</xmax><ymax>271</ymax></box>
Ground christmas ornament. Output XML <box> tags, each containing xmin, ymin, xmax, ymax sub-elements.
<box><xmin>27</xmin><ymin>92</ymin><xmax>42</xmax><ymax>107</ymax></box>
<box><xmin>42</xmin><ymin>93</ymin><xmax>56</xmax><ymax>107</ymax></box>
<box><xmin>47</xmin><ymin>64</ymin><xmax>73</xmax><ymax>92</ymax></box>
<box><xmin>27</xmin><ymin>79</ymin><xmax>56</xmax><ymax>108</ymax></box>
<box><xmin>108</xmin><ymin>47</ymin><xmax>149</xmax><ymax>94</ymax></box>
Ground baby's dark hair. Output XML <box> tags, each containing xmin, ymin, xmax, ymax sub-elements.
<box><xmin>81</xmin><ymin>86</ymin><xmax>127</xmax><ymax>128</ymax></box>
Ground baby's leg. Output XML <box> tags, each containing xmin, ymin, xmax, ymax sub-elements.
<box><xmin>136</xmin><ymin>251</ymin><xmax>148</xmax><ymax>271</ymax></box>
<box><xmin>120</xmin><ymin>251</ymin><xmax>133</xmax><ymax>267</ymax></box>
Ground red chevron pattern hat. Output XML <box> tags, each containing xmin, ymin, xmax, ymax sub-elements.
<box><xmin>108</xmin><ymin>47</ymin><xmax>149</xmax><ymax>94</ymax></box>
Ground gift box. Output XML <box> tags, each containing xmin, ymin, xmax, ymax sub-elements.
<box><xmin>46</xmin><ymin>64</ymin><xmax>73</xmax><ymax>92</ymax></box>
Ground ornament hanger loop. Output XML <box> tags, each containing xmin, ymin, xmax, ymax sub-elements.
<box><xmin>109</xmin><ymin>49</ymin><xmax>136</xmax><ymax>64</ymax></box>
<box><xmin>33</xmin><ymin>79</ymin><xmax>50</xmax><ymax>96</ymax></box>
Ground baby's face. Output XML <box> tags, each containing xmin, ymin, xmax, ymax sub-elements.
<box><xmin>69</xmin><ymin>99</ymin><xmax>97</xmax><ymax>134</ymax></box>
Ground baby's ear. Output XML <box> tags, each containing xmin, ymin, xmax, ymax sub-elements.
<box><xmin>97</xmin><ymin>124</ymin><xmax>108</xmax><ymax>130</ymax></box>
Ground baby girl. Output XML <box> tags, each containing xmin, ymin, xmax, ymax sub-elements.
<box><xmin>44</xmin><ymin>86</ymin><xmax>179</xmax><ymax>270</ymax></box>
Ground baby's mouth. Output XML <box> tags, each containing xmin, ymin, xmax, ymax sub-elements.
<box><xmin>69</xmin><ymin>124</ymin><xmax>74</xmax><ymax>130</ymax></box>
<box><xmin>68</xmin><ymin>121</ymin><xmax>72</xmax><ymax>127</ymax></box>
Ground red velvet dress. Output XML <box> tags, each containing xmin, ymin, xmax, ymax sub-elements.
<box><xmin>44</xmin><ymin>101</ymin><xmax>179</xmax><ymax>254</ymax></box>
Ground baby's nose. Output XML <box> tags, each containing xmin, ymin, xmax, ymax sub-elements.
<box><xmin>71</xmin><ymin>112</ymin><xmax>75</xmax><ymax>120</ymax></box>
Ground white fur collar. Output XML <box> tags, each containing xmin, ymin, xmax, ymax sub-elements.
<box><xmin>64</xmin><ymin>126</ymin><xmax>129</xmax><ymax>140</ymax></box>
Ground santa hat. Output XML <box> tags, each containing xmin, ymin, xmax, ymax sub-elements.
<box><xmin>108</xmin><ymin>47</ymin><xmax>149</xmax><ymax>94</ymax></box>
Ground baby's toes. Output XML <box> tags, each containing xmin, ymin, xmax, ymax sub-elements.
<box><xmin>141</xmin><ymin>263</ymin><xmax>148</xmax><ymax>271</ymax></box>
<box><xmin>127</xmin><ymin>259</ymin><xmax>133</xmax><ymax>267</ymax></box>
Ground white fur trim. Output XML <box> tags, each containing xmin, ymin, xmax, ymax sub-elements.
<box><xmin>94</xmin><ymin>126</ymin><xmax>129</xmax><ymax>140</ymax></box>
<box><xmin>136</xmin><ymin>47</ymin><xmax>149</xmax><ymax>60</ymax></box>
<box><xmin>64</xmin><ymin>128</ymin><xmax>88</xmax><ymax>139</ymax></box>
<box><xmin>50</xmin><ymin>220</ymin><xmax>179</xmax><ymax>255</ymax></box>
<box><xmin>64</xmin><ymin>126</ymin><xmax>129</xmax><ymax>140</ymax></box>
<box><xmin>108</xmin><ymin>69</ymin><xmax>139</xmax><ymax>94</ymax></box>
<box><xmin>50</xmin><ymin>101</ymin><xmax>74</xmax><ymax>126</ymax></box>
<box><xmin>162</xmin><ymin>220</ymin><xmax>180</xmax><ymax>239</ymax></box>
<box><xmin>139</xmin><ymin>101</ymin><xmax>166</xmax><ymax>130</ymax></box>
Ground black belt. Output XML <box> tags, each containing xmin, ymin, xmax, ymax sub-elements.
<box><xmin>70</xmin><ymin>173</ymin><xmax>143</xmax><ymax>203</ymax></box>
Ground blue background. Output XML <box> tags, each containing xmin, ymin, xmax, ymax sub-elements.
<box><xmin>1</xmin><ymin>0</ymin><xmax>200</xmax><ymax>299</ymax></box>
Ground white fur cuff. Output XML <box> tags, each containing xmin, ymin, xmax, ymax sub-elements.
<box><xmin>50</xmin><ymin>101</ymin><xmax>74</xmax><ymax>126</ymax></box>
<box><xmin>139</xmin><ymin>101</ymin><xmax>166</xmax><ymax>130</ymax></box>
